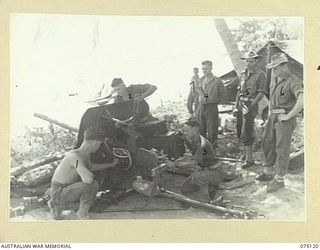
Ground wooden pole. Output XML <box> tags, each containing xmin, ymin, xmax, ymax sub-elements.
<box><xmin>11</xmin><ymin>151</ymin><xmax>67</xmax><ymax>177</ymax></box>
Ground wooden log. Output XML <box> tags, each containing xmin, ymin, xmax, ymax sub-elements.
<box><xmin>219</xmin><ymin>109</ymin><xmax>233</xmax><ymax>114</ymax></box>
<box><xmin>10</xmin><ymin>182</ymin><xmax>51</xmax><ymax>198</ymax></box>
<box><xmin>34</xmin><ymin>113</ymin><xmax>79</xmax><ymax>133</ymax></box>
<box><xmin>17</xmin><ymin>161</ymin><xmax>60</xmax><ymax>187</ymax></box>
<box><xmin>10</xmin><ymin>151</ymin><xmax>67</xmax><ymax>177</ymax></box>
<box><xmin>219</xmin><ymin>157</ymin><xmax>241</xmax><ymax>162</ymax></box>
<box><xmin>289</xmin><ymin>149</ymin><xmax>304</xmax><ymax>172</ymax></box>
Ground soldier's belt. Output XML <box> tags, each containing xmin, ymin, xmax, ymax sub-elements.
<box><xmin>270</xmin><ymin>108</ymin><xmax>286</xmax><ymax>114</ymax></box>
<box><xmin>239</xmin><ymin>96</ymin><xmax>255</xmax><ymax>102</ymax></box>
<box><xmin>201</xmin><ymin>102</ymin><xmax>218</xmax><ymax>106</ymax></box>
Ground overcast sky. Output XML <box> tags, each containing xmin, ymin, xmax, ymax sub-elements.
<box><xmin>10</xmin><ymin>14</ymin><xmax>303</xmax><ymax>136</ymax></box>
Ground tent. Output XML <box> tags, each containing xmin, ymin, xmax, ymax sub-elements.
<box><xmin>221</xmin><ymin>40</ymin><xmax>303</xmax><ymax>102</ymax></box>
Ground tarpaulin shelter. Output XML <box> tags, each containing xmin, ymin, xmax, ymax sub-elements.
<box><xmin>221</xmin><ymin>40</ymin><xmax>303</xmax><ymax>102</ymax></box>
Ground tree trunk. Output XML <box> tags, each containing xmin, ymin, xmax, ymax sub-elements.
<box><xmin>214</xmin><ymin>18</ymin><xmax>245</xmax><ymax>77</ymax></box>
<box><xmin>214</xmin><ymin>18</ymin><xmax>268</xmax><ymax>117</ymax></box>
<box><xmin>10</xmin><ymin>151</ymin><xmax>67</xmax><ymax>177</ymax></box>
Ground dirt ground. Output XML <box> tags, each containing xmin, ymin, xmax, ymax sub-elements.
<box><xmin>10</xmin><ymin>158</ymin><xmax>305</xmax><ymax>221</ymax></box>
<box><xmin>10</xmin><ymin>114</ymin><xmax>305</xmax><ymax>222</ymax></box>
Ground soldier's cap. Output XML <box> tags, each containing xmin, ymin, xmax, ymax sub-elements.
<box><xmin>202</xmin><ymin>60</ymin><xmax>213</xmax><ymax>66</ymax></box>
<box><xmin>265</xmin><ymin>52</ymin><xmax>290</xmax><ymax>69</ymax></box>
<box><xmin>241</xmin><ymin>50</ymin><xmax>261</xmax><ymax>60</ymax></box>
<box><xmin>111</xmin><ymin>78</ymin><xmax>124</xmax><ymax>87</ymax></box>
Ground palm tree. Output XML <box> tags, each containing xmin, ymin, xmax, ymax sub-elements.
<box><xmin>214</xmin><ymin>18</ymin><xmax>245</xmax><ymax>77</ymax></box>
<box><xmin>214</xmin><ymin>18</ymin><xmax>269</xmax><ymax>118</ymax></box>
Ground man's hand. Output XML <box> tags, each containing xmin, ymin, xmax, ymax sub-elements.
<box><xmin>243</xmin><ymin>104</ymin><xmax>254</xmax><ymax>119</ymax></box>
<box><xmin>278</xmin><ymin>114</ymin><xmax>291</xmax><ymax>122</ymax></box>
<box><xmin>114</xmin><ymin>120</ymin><xmax>127</xmax><ymax>128</ymax></box>
<box><xmin>111</xmin><ymin>158</ymin><xmax>119</xmax><ymax>167</ymax></box>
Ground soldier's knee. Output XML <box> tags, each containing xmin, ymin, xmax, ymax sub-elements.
<box><xmin>84</xmin><ymin>180</ymin><xmax>99</xmax><ymax>192</ymax></box>
<box><xmin>91</xmin><ymin>180</ymin><xmax>99</xmax><ymax>191</ymax></box>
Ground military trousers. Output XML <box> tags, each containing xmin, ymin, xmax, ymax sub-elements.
<box><xmin>197</xmin><ymin>103</ymin><xmax>219</xmax><ymax>147</ymax></box>
<box><xmin>262</xmin><ymin>115</ymin><xmax>297</xmax><ymax>178</ymax></box>
<box><xmin>236</xmin><ymin>103</ymin><xmax>258</xmax><ymax>146</ymax></box>
<box><xmin>50</xmin><ymin>180</ymin><xmax>99</xmax><ymax>212</ymax></box>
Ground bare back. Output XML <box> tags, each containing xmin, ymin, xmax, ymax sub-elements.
<box><xmin>51</xmin><ymin>150</ymin><xmax>91</xmax><ymax>185</ymax></box>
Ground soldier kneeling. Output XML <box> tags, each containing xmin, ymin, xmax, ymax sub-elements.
<box><xmin>178</xmin><ymin>119</ymin><xmax>227</xmax><ymax>201</ymax></box>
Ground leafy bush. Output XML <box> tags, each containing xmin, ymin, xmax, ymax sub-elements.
<box><xmin>11</xmin><ymin>125</ymin><xmax>76</xmax><ymax>168</ymax></box>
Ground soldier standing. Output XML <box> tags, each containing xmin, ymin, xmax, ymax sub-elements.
<box><xmin>187</xmin><ymin>67</ymin><xmax>201</xmax><ymax>118</ymax></box>
<box><xmin>197</xmin><ymin>60</ymin><xmax>227</xmax><ymax>148</ymax></box>
<box><xmin>256</xmin><ymin>52</ymin><xmax>304</xmax><ymax>193</ymax></box>
<box><xmin>233</xmin><ymin>50</ymin><xmax>268</xmax><ymax>168</ymax></box>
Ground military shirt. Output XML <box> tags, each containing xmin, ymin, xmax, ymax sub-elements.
<box><xmin>187</xmin><ymin>76</ymin><xmax>201</xmax><ymax>113</ymax></box>
<box><xmin>191</xmin><ymin>75</ymin><xmax>200</xmax><ymax>84</ymax></box>
<box><xmin>269</xmin><ymin>75</ymin><xmax>303</xmax><ymax>111</ymax></box>
<box><xmin>239</xmin><ymin>68</ymin><xmax>268</xmax><ymax>99</ymax></box>
<box><xmin>114</xmin><ymin>84</ymin><xmax>150</xmax><ymax>103</ymax></box>
<box><xmin>190</xmin><ymin>135</ymin><xmax>217</xmax><ymax>168</ymax></box>
<box><xmin>198</xmin><ymin>74</ymin><xmax>227</xmax><ymax>105</ymax></box>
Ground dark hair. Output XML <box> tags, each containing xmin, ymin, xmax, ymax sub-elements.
<box><xmin>202</xmin><ymin>60</ymin><xmax>213</xmax><ymax>67</ymax></box>
<box><xmin>184</xmin><ymin>119</ymin><xmax>200</xmax><ymax>128</ymax></box>
<box><xmin>111</xmin><ymin>78</ymin><xmax>124</xmax><ymax>87</ymax></box>
<box><xmin>84</xmin><ymin>127</ymin><xmax>105</xmax><ymax>142</ymax></box>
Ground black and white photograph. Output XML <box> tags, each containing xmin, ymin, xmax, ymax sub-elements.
<box><xmin>10</xmin><ymin>14</ymin><xmax>304</xmax><ymax>221</ymax></box>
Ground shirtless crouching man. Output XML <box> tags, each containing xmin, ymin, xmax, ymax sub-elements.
<box><xmin>48</xmin><ymin>127</ymin><xmax>118</xmax><ymax>220</ymax></box>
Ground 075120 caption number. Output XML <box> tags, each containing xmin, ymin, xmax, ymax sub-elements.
<box><xmin>300</xmin><ymin>244</ymin><xmax>319</xmax><ymax>248</ymax></box>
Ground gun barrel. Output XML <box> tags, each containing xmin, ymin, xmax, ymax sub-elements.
<box><xmin>34</xmin><ymin>113</ymin><xmax>79</xmax><ymax>133</ymax></box>
<box><xmin>158</xmin><ymin>188</ymin><xmax>245</xmax><ymax>218</ymax></box>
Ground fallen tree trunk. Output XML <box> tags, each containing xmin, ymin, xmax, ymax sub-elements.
<box><xmin>289</xmin><ymin>149</ymin><xmax>304</xmax><ymax>172</ymax></box>
<box><xmin>10</xmin><ymin>182</ymin><xmax>51</xmax><ymax>198</ymax></box>
<box><xmin>219</xmin><ymin>157</ymin><xmax>241</xmax><ymax>162</ymax></box>
<box><xmin>34</xmin><ymin>113</ymin><xmax>79</xmax><ymax>133</ymax></box>
<box><xmin>10</xmin><ymin>151</ymin><xmax>67</xmax><ymax>177</ymax></box>
<box><xmin>16</xmin><ymin>161</ymin><xmax>60</xmax><ymax>187</ymax></box>
<box><xmin>9</xmin><ymin>112</ymin><xmax>77</xmax><ymax>177</ymax></box>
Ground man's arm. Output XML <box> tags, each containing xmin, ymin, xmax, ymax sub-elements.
<box><xmin>187</xmin><ymin>87</ymin><xmax>195</xmax><ymax>114</ymax></box>
<box><xmin>278</xmin><ymin>93</ymin><xmax>303</xmax><ymax>121</ymax></box>
<box><xmin>251</xmin><ymin>72</ymin><xmax>268</xmax><ymax>106</ymax></box>
<box><xmin>251</xmin><ymin>92</ymin><xmax>265</xmax><ymax>106</ymax></box>
<box><xmin>73</xmin><ymin>157</ymin><xmax>95</xmax><ymax>184</ymax></box>
<box><xmin>135</xmin><ymin>84</ymin><xmax>157</xmax><ymax>102</ymax></box>
<box><xmin>175</xmin><ymin>159</ymin><xmax>200</xmax><ymax>170</ymax></box>
<box><xmin>89</xmin><ymin>158</ymin><xmax>118</xmax><ymax>172</ymax></box>
<box><xmin>234</xmin><ymin>88</ymin><xmax>241</xmax><ymax>109</ymax></box>
<box><xmin>278</xmin><ymin>79</ymin><xmax>303</xmax><ymax>122</ymax></box>
<box><xmin>232</xmin><ymin>90</ymin><xmax>241</xmax><ymax>117</ymax></box>
<box><xmin>96</xmin><ymin>96</ymin><xmax>114</xmax><ymax>106</ymax></box>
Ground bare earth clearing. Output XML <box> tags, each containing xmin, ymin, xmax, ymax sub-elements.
<box><xmin>10</xmin><ymin>100</ymin><xmax>305</xmax><ymax>221</ymax></box>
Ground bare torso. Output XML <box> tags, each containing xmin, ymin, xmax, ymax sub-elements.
<box><xmin>51</xmin><ymin>150</ymin><xmax>90</xmax><ymax>185</ymax></box>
